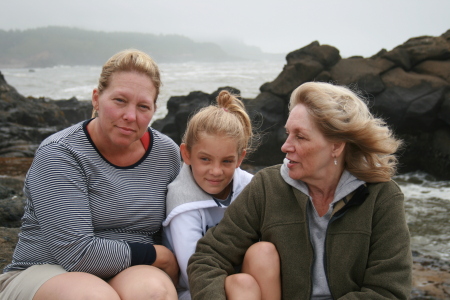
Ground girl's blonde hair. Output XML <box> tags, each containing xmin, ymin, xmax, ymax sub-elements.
<box><xmin>290</xmin><ymin>82</ymin><xmax>402</xmax><ymax>182</ymax></box>
<box><xmin>92</xmin><ymin>49</ymin><xmax>161</xmax><ymax>117</ymax></box>
<box><xmin>183</xmin><ymin>90</ymin><xmax>254</xmax><ymax>158</ymax></box>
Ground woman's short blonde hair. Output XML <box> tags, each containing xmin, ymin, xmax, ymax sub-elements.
<box><xmin>183</xmin><ymin>90</ymin><xmax>255</xmax><ymax>158</ymax></box>
<box><xmin>92</xmin><ymin>49</ymin><xmax>161</xmax><ymax>117</ymax></box>
<box><xmin>290</xmin><ymin>82</ymin><xmax>402</xmax><ymax>182</ymax></box>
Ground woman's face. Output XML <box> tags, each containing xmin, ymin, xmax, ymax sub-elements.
<box><xmin>92</xmin><ymin>71</ymin><xmax>156</xmax><ymax>149</ymax></box>
<box><xmin>281</xmin><ymin>104</ymin><xmax>337</xmax><ymax>183</ymax></box>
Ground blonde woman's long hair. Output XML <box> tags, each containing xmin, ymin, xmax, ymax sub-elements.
<box><xmin>290</xmin><ymin>82</ymin><xmax>402</xmax><ymax>182</ymax></box>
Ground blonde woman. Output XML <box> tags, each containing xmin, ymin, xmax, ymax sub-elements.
<box><xmin>0</xmin><ymin>50</ymin><xmax>180</xmax><ymax>300</ymax></box>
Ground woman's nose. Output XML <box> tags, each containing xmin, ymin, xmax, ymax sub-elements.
<box><xmin>281</xmin><ymin>137</ymin><xmax>293</xmax><ymax>153</ymax></box>
<box><xmin>123</xmin><ymin>106</ymin><xmax>137</xmax><ymax>121</ymax></box>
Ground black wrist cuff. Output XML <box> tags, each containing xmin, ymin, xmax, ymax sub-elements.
<box><xmin>127</xmin><ymin>242</ymin><xmax>157</xmax><ymax>266</ymax></box>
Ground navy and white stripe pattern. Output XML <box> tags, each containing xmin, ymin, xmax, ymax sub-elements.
<box><xmin>4</xmin><ymin>120</ymin><xmax>181</xmax><ymax>278</ymax></box>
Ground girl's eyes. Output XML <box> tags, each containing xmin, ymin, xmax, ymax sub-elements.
<box><xmin>199</xmin><ymin>157</ymin><xmax>234</xmax><ymax>164</ymax></box>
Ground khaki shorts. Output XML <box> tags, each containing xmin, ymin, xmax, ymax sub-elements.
<box><xmin>0</xmin><ymin>264</ymin><xmax>66</xmax><ymax>300</ymax></box>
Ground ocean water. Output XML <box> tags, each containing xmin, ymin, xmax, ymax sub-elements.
<box><xmin>2</xmin><ymin>60</ymin><xmax>284</xmax><ymax>122</ymax></box>
<box><xmin>2</xmin><ymin>62</ymin><xmax>449</xmax><ymax>262</ymax></box>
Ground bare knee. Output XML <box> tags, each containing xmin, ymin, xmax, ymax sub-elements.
<box><xmin>226</xmin><ymin>273</ymin><xmax>259</xmax><ymax>289</ymax></box>
<box><xmin>109</xmin><ymin>265</ymin><xmax>177</xmax><ymax>300</ymax></box>
<box><xmin>247</xmin><ymin>241</ymin><xmax>278</xmax><ymax>259</ymax></box>
<box><xmin>34</xmin><ymin>272</ymin><xmax>120</xmax><ymax>300</ymax></box>
<box><xmin>243</xmin><ymin>242</ymin><xmax>280</xmax><ymax>272</ymax></box>
<box><xmin>225</xmin><ymin>274</ymin><xmax>261</xmax><ymax>300</ymax></box>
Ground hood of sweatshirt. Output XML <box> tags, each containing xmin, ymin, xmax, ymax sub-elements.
<box><xmin>163</xmin><ymin>163</ymin><xmax>253</xmax><ymax>226</ymax></box>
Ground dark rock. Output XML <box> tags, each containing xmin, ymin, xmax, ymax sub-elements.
<box><xmin>152</xmin><ymin>87</ymin><xmax>240</xmax><ymax>145</ymax></box>
<box><xmin>397</xmin><ymin>33</ymin><xmax>450</xmax><ymax>66</ymax></box>
<box><xmin>0</xmin><ymin>227</ymin><xmax>20</xmax><ymax>271</ymax></box>
<box><xmin>285</xmin><ymin>41</ymin><xmax>341</xmax><ymax>68</ymax></box>
<box><xmin>246</xmin><ymin>92</ymin><xmax>288</xmax><ymax>165</ymax></box>
<box><xmin>374</xmin><ymin>67</ymin><xmax>448</xmax><ymax>131</ymax></box>
<box><xmin>439</xmin><ymin>92</ymin><xmax>450</xmax><ymax>126</ymax></box>
<box><xmin>54</xmin><ymin>97</ymin><xmax>92</xmax><ymax>124</ymax></box>
<box><xmin>0</xmin><ymin>71</ymin><xmax>92</xmax><ymax>157</ymax></box>
<box><xmin>330</xmin><ymin>57</ymin><xmax>394</xmax><ymax>94</ymax></box>
<box><xmin>414</xmin><ymin>60</ymin><xmax>450</xmax><ymax>83</ymax></box>
<box><xmin>260</xmin><ymin>60</ymin><xmax>324</xmax><ymax>97</ymax></box>
<box><xmin>0</xmin><ymin>177</ymin><xmax>25</xmax><ymax>228</ymax></box>
<box><xmin>0</xmin><ymin>196</ymin><xmax>25</xmax><ymax>228</ymax></box>
<box><xmin>259</xmin><ymin>40</ymin><xmax>340</xmax><ymax>98</ymax></box>
<box><xmin>314</xmin><ymin>70</ymin><xmax>332</xmax><ymax>82</ymax></box>
<box><xmin>382</xmin><ymin>47</ymin><xmax>412</xmax><ymax>70</ymax></box>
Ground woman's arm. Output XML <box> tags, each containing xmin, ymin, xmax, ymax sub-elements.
<box><xmin>153</xmin><ymin>245</ymin><xmax>179</xmax><ymax>284</ymax></box>
<box><xmin>26</xmin><ymin>144</ymin><xmax>131</xmax><ymax>277</ymax></box>
<box><xmin>337</xmin><ymin>183</ymin><xmax>412</xmax><ymax>299</ymax></box>
<box><xmin>187</xmin><ymin>180</ymin><xmax>263</xmax><ymax>299</ymax></box>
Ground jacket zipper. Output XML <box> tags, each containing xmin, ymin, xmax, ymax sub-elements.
<box><xmin>306</xmin><ymin>202</ymin><xmax>315</xmax><ymax>299</ymax></box>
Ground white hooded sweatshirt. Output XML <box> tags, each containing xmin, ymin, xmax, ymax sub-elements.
<box><xmin>162</xmin><ymin>163</ymin><xmax>253</xmax><ymax>300</ymax></box>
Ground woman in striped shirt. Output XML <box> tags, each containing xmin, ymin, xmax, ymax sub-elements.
<box><xmin>0</xmin><ymin>49</ymin><xmax>181</xmax><ymax>300</ymax></box>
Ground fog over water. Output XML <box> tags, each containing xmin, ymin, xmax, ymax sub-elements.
<box><xmin>1</xmin><ymin>0</ymin><xmax>449</xmax><ymax>58</ymax></box>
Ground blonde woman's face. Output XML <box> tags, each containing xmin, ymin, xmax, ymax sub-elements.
<box><xmin>181</xmin><ymin>134</ymin><xmax>246</xmax><ymax>200</ymax></box>
<box><xmin>281</xmin><ymin>104</ymin><xmax>336</xmax><ymax>184</ymax></box>
<box><xmin>91</xmin><ymin>71</ymin><xmax>156</xmax><ymax>148</ymax></box>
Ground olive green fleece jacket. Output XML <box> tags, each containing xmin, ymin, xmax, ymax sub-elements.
<box><xmin>187</xmin><ymin>165</ymin><xmax>412</xmax><ymax>299</ymax></box>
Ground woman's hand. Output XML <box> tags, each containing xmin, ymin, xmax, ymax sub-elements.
<box><xmin>152</xmin><ymin>245</ymin><xmax>179</xmax><ymax>284</ymax></box>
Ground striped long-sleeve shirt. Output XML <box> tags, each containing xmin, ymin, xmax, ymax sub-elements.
<box><xmin>3</xmin><ymin>120</ymin><xmax>181</xmax><ymax>278</ymax></box>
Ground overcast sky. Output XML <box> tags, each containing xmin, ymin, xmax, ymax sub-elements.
<box><xmin>1</xmin><ymin>0</ymin><xmax>449</xmax><ymax>58</ymax></box>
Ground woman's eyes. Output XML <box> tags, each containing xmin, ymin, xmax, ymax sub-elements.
<box><xmin>286</xmin><ymin>132</ymin><xmax>304</xmax><ymax>140</ymax></box>
<box><xmin>113</xmin><ymin>98</ymin><xmax>152</xmax><ymax>111</ymax></box>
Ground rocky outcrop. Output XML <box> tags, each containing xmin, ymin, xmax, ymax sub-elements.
<box><xmin>0</xmin><ymin>71</ymin><xmax>92</xmax><ymax>157</ymax></box>
<box><xmin>153</xmin><ymin>30</ymin><xmax>450</xmax><ymax>179</ymax></box>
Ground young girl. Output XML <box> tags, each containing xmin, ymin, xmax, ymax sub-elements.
<box><xmin>163</xmin><ymin>90</ymin><xmax>281</xmax><ymax>300</ymax></box>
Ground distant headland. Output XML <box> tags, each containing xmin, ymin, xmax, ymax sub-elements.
<box><xmin>0</xmin><ymin>26</ymin><xmax>283</xmax><ymax>68</ymax></box>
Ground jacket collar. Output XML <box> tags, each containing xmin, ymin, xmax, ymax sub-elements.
<box><xmin>331</xmin><ymin>184</ymin><xmax>370</xmax><ymax>217</ymax></box>
<box><xmin>280</xmin><ymin>158</ymin><xmax>366</xmax><ymax>216</ymax></box>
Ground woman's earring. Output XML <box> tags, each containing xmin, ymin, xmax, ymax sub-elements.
<box><xmin>334</xmin><ymin>158</ymin><xmax>338</xmax><ymax>165</ymax></box>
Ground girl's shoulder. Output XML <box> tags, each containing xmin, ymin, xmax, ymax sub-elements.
<box><xmin>234</xmin><ymin>167</ymin><xmax>254</xmax><ymax>181</ymax></box>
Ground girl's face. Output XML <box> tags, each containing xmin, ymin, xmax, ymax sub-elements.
<box><xmin>181</xmin><ymin>133</ymin><xmax>246</xmax><ymax>200</ymax></box>
<box><xmin>91</xmin><ymin>71</ymin><xmax>156</xmax><ymax>149</ymax></box>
